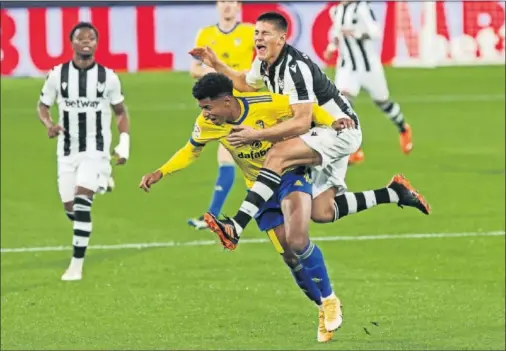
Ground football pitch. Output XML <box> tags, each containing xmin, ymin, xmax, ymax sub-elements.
<box><xmin>1</xmin><ymin>66</ymin><xmax>505</xmax><ymax>350</ymax></box>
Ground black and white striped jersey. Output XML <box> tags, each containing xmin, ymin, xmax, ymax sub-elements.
<box><xmin>39</xmin><ymin>61</ymin><xmax>124</xmax><ymax>158</ymax></box>
<box><xmin>245</xmin><ymin>44</ymin><xmax>356</xmax><ymax>122</ymax></box>
<box><xmin>331</xmin><ymin>1</ymin><xmax>382</xmax><ymax>72</ymax></box>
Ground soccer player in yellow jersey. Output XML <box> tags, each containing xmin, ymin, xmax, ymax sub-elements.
<box><xmin>187</xmin><ymin>1</ymin><xmax>255</xmax><ymax>230</ymax></box>
<box><xmin>139</xmin><ymin>73</ymin><xmax>351</xmax><ymax>342</ymax></box>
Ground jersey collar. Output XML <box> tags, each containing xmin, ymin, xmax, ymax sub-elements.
<box><xmin>71</xmin><ymin>60</ymin><xmax>97</xmax><ymax>71</ymax></box>
<box><xmin>227</xmin><ymin>97</ymin><xmax>250</xmax><ymax>125</ymax></box>
<box><xmin>216</xmin><ymin>21</ymin><xmax>240</xmax><ymax>35</ymax></box>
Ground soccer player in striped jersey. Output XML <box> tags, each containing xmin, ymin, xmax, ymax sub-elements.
<box><xmin>37</xmin><ymin>22</ymin><xmax>130</xmax><ymax>281</ymax></box>
<box><xmin>324</xmin><ymin>0</ymin><xmax>413</xmax><ymax>164</ymax></box>
<box><xmin>187</xmin><ymin>1</ymin><xmax>256</xmax><ymax>230</ymax></box>
<box><xmin>139</xmin><ymin>73</ymin><xmax>354</xmax><ymax>342</ymax></box>
<box><xmin>190</xmin><ymin>12</ymin><xmax>429</xmax><ymax>248</ymax></box>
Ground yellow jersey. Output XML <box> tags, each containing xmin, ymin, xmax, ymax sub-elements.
<box><xmin>195</xmin><ymin>22</ymin><xmax>255</xmax><ymax>71</ymax></box>
<box><xmin>158</xmin><ymin>92</ymin><xmax>336</xmax><ymax>188</ymax></box>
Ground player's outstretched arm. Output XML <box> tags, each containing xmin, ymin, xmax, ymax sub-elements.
<box><xmin>139</xmin><ymin>142</ymin><xmax>204</xmax><ymax>192</ymax></box>
<box><xmin>189</xmin><ymin>46</ymin><xmax>257</xmax><ymax>92</ymax></box>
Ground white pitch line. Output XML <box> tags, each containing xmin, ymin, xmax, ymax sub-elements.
<box><xmin>1</xmin><ymin>231</ymin><xmax>504</xmax><ymax>254</ymax></box>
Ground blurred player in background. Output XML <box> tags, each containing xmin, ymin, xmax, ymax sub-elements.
<box><xmin>37</xmin><ymin>22</ymin><xmax>130</xmax><ymax>281</ymax></box>
<box><xmin>139</xmin><ymin>73</ymin><xmax>350</xmax><ymax>343</ymax></box>
<box><xmin>324</xmin><ymin>0</ymin><xmax>413</xmax><ymax>164</ymax></box>
<box><xmin>187</xmin><ymin>0</ymin><xmax>255</xmax><ymax>230</ymax></box>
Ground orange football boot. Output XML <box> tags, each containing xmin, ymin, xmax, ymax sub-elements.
<box><xmin>400</xmin><ymin>124</ymin><xmax>413</xmax><ymax>154</ymax></box>
<box><xmin>348</xmin><ymin>148</ymin><xmax>365</xmax><ymax>165</ymax></box>
<box><xmin>387</xmin><ymin>174</ymin><xmax>431</xmax><ymax>215</ymax></box>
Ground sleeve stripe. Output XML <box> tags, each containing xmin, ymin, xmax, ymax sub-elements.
<box><xmin>287</xmin><ymin>59</ymin><xmax>310</xmax><ymax>101</ymax></box>
<box><xmin>189</xmin><ymin>137</ymin><xmax>205</xmax><ymax>147</ymax></box>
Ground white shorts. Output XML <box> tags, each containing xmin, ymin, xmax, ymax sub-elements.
<box><xmin>300</xmin><ymin>126</ymin><xmax>362</xmax><ymax>198</ymax></box>
<box><xmin>57</xmin><ymin>153</ymin><xmax>112</xmax><ymax>203</ymax></box>
<box><xmin>335</xmin><ymin>66</ymin><xmax>390</xmax><ymax>101</ymax></box>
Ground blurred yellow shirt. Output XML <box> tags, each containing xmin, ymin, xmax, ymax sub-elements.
<box><xmin>195</xmin><ymin>22</ymin><xmax>256</xmax><ymax>71</ymax></box>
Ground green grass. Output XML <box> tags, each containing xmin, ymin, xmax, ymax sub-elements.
<box><xmin>1</xmin><ymin>66</ymin><xmax>505</xmax><ymax>350</ymax></box>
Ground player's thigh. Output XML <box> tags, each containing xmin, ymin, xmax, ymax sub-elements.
<box><xmin>300</xmin><ymin>126</ymin><xmax>361</xmax><ymax>175</ymax></box>
<box><xmin>335</xmin><ymin>67</ymin><xmax>361</xmax><ymax>98</ymax></box>
<box><xmin>76</xmin><ymin>154</ymin><xmax>112</xmax><ymax>195</ymax></box>
<box><xmin>363</xmin><ymin>67</ymin><xmax>390</xmax><ymax>101</ymax></box>
<box><xmin>217</xmin><ymin>143</ymin><xmax>235</xmax><ymax>165</ymax></box>
<box><xmin>57</xmin><ymin>156</ymin><xmax>77</xmax><ymax>204</ymax></box>
<box><xmin>264</xmin><ymin>138</ymin><xmax>321</xmax><ymax>173</ymax></box>
<box><xmin>281</xmin><ymin>191</ymin><xmax>312</xmax><ymax>251</ymax></box>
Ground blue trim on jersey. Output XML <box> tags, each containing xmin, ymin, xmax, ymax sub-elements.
<box><xmin>254</xmin><ymin>167</ymin><xmax>313</xmax><ymax>232</ymax></box>
<box><xmin>189</xmin><ymin>137</ymin><xmax>205</xmax><ymax>147</ymax></box>
<box><xmin>227</xmin><ymin>97</ymin><xmax>249</xmax><ymax>125</ymax></box>
<box><xmin>216</xmin><ymin>21</ymin><xmax>241</xmax><ymax>35</ymax></box>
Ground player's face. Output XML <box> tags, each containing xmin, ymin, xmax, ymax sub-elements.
<box><xmin>254</xmin><ymin>21</ymin><xmax>286</xmax><ymax>62</ymax></box>
<box><xmin>216</xmin><ymin>1</ymin><xmax>241</xmax><ymax>21</ymax></box>
<box><xmin>72</xmin><ymin>28</ymin><xmax>98</xmax><ymax>58</ymax></box>
<box><xmin>198</xmin><ymin>97</ymin><xmax>232</xmax><ymax>126</ymax></box>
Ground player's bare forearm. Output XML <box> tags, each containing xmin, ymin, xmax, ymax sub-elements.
<box><xmin>214</xmin><ymin>62</ymin><xmax>257</xmax><ymax>92</ymax></box>
<box><xmin>256</xmin><ymin>103</ymin><xmax>313</xmax><ymax>141</ymax></box>
<box><xmin>112</xmin><ymin>103</ymin><xmax>129</xmax><ymax>134</ymax></box>
<box><xmin>190</xmin><ymin>61</ymin><xmax>215</xmax><ymax>79</ymax></box>
<box><xmin>37</xmin><ymin>102</ymin><xmax>54</xmax><ymax>128</ymax></box>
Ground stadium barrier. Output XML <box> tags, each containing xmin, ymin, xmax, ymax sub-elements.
<box><xmin>1</xmin><ymin>1</ymin><xmax>504</xmax><ymax>76</ymax></box>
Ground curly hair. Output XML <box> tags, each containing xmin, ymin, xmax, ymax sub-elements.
<box><xmin>192</xmin><ymin>73</ymin><xmax>234</xmax><ymax>100</ymax></box>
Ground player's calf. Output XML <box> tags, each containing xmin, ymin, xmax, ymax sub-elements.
<box><xmin>62</xmin><ymin>187</ymin><xmax>95</xmax><ymax>281</ymax></box>
<box><xmin>315</xmin><ymin>175</ymin><xmax>431</xmax><ymax>223</ymax></box>
<box><xmin>375</xmin><ymin>99</ymin><xmax>407</xmax><ymax>132</ymax></box>
<box><xmin>63</xmin><ymin>201</ymin><xmax>75</xmax><ymax>221</ymax></box>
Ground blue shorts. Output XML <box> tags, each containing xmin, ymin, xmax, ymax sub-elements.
<box><xmin>254</xmin><ymin>167</ymin><xmax>312</xmax><ymax>232</ymax></box>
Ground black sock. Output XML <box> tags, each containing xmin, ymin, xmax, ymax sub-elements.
<box><xmin>232</xmin><ymin>168</ymin><xmax>281</xmax><ymax>235</ymax></box>
<box><xmin>72</xmin><ymin>195</ymin><xmax>93</xmax><ymax>259</ymax></box>
<box><xmin>66</xmin><ymin>210</ymin><xmax>75</xmax><ymax>221</ymax></box>
<box><xmin>376</xmin><ymin>100</ymin><xmax>407</xmax><ymax>133</ymax></box>
<box><xmin>333</xmin><ymin>188</ymin><xmax>400</xmax><ymax>221</ymax></box>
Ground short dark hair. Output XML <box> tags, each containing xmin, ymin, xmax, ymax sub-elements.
<box><xmin>69</xmin><ymin>22</ymin><xmax>99</xmax><ymax>41</ymax></box>
<box><xmin>256</xmin><ymin>12</ymin><xmax>288</xmax><ymax>32</ymax></box>
<box><xmin>192</xmin><ymin>73</ymin><xmax>234</xmax><ymax>100</ymax></box>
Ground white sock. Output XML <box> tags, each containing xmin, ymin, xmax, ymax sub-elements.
<box><xmin>387</xmin><ymin>188</ymin><xmax>400</xmax><ymax>203</ymax></box>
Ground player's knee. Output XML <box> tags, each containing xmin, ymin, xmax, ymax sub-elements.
<box><xmin>311</xmin><ymin>195</ymin><xmax>335</xmax><ymax>223</ymax></box>
<box><xmin>217</xmin><ymin>144</ymin><xmax>234</xmax><ymax>165</ymax></box>
<box><xmin>75</xmin><ymin>186</ymin><xmax>95</xmax><ymax>198</ymax></box>
<box><xmin>286</xmin><ymin>230</ymin><xmax>310</xmax><ymax>253</ymax></box>
<box><xmin>311</xmin><ymin>207</ymin><xmax>334</xmax><ymax>224</ymax></box>
<box><xmin>281</xmin><ymin>250</ymin><xmax>299</xmax><ymax>269</ymax></box>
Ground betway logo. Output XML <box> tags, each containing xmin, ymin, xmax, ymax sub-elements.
<box><xmin>64</xmin><ymin>99</ymin><xmax>101</xmax><ymax>109</ymax></box>
<box><xmin>237</xmin><ymin>147</ymin><xmax>271</xmax><ymax>159</ymax></box>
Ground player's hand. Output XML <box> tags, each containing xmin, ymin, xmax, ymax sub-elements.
<box><xmin>227</xmin><ymin>126</ymin><xmax>260</xmax><ymax>147</ymax></box>
<box><xmin>47</xmin><ymin>124</ymin><xmax>65</xmax><ymax>138</ymax></box>
<box><xmin>189</xmin><ymin>46</ymin><xmax>219</xmax><ymax>68</ymax></box>
<box><xmin>113</xmin><ymin>153</ymin><xmax>127</xmax><ymax>166</ymax></box>
<box><xmin>139</xmin><ymin>170</ymin><xmax>163</xmax><ymax>193</ymax></box>
<box><xmin>332</xmin><ymin>118</ymin><xmax>355</xmax><ymax>131</ymax></box>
